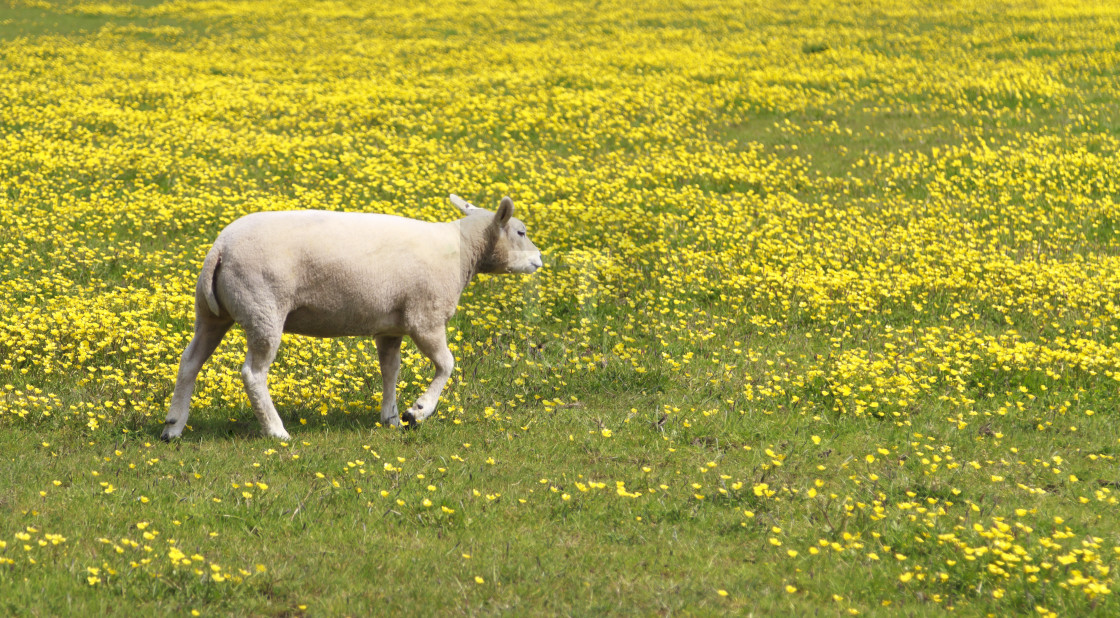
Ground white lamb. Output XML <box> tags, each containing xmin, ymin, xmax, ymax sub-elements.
<box><xmin>161</xmin><ymin>195</ymin><xmax>543</xmax><ymax>440</ymax></box>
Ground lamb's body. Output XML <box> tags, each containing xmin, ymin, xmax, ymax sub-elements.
<box><xmin>212</xmin><ymin>211</ymin><xmax>469</xmax><ymax>338</ymax></box>
<box><xmin>161</xmin><ymin>196</ymin><xmax>542</xmax><ymax>440</ymax></box>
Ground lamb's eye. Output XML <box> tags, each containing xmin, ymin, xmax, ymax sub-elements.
<box><xmin>518</xmin><ymin>230</ymin><xmax>526</xmax><ymax>237</ymax></box>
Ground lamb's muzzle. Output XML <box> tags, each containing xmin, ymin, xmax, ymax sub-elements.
<box><xmin>161</xmin><ymin>194</ymin><xmax>543</xmax><ymax>440</ymax></box>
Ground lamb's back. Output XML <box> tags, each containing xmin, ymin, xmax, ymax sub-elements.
<box><xmin>212</xmin><ymin>211</ymin><xmax>463</xmax><ymax>337</ymax></box>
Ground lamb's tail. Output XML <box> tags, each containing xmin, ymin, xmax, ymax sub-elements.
<box><xmin>197</xmin><ymin>248</ymin><xmax>223</xmax><ymax>317</ymax></box>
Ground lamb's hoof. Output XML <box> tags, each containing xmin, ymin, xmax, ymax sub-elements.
<box><xmin>161</xmin><ymin>419</ymin><xmax>178</xmax><ymax>442</ymax></box>
<box><xmin>400</xmin><ymin>410</ymin><xmax>418</xmax><ymax>429</ymax></box>
<box><xmin>381</xmin><ymin>403</ymin><xmax>402</xmax><ymax>428</ymax></box>
<box><xmin>263</xmin><ymin>429</ymin><xmax>291</xmax><ymax>441</ymax></box>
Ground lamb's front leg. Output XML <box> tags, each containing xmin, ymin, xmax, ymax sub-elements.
<box><xmin>375</xmin><ymin>335</ymin><xmax>403</xmax><ymax>427</ymax></box>
<box><xmin>402</xmin><ymin>328</ymin><xmax>454</xmax><ymax>426</ymax></box>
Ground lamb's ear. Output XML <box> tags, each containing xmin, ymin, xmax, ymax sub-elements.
<box><xmin>495</xmin><ymin>196</ymin><xmax>514</xmax><ymax>227</ymax></box>
<box><xmin>450</xmin><ymin>194</ymin><xmax>482</xmax><ymax>216</ymax></box>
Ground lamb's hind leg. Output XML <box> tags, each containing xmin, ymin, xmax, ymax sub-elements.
<box><xmin>402</xmin><ymin>327</ymin><xmax>454</xmax><ymax>426</ymax></box>
<box><xmin>162</xmin><ymin>319</ymin><xmax>232</xmax><ymax>441</ymax></box>
<box><xmin>375</xmin><ymin>335</ymin><xmax>404</xmax><ymax>427</ymax></box>
<box><xmin>240</xmin><ymin>326</ymin><xmax>290</xmax><ymax>440</ymax></box>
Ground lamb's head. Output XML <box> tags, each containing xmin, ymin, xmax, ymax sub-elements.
<box><xmin>451</xmin><ymin>194</ymin><xmax>543</xmax><ymax>274</ymax></box>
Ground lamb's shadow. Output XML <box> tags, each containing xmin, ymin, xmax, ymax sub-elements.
<box><xmin>152</xmin><ymin>405</ymin><xmax>419</xmax><ymax>442</ymax></box>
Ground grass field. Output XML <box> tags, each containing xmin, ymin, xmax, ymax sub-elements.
<box><xmin>3</xmin><ymin>0</ymin><xmax>1120</xmax><ymax>614</ymax></box>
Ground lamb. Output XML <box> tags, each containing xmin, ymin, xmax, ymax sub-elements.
<box><xmin>161</xmin><ymin>194</ymin><xmax>543</xmax><ymax>441</ymax></box>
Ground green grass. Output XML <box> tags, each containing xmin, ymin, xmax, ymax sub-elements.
<box><xmin>0</xmin><ymin>418</ymin><xmax>780</xmax><ymax>615</ymax></box>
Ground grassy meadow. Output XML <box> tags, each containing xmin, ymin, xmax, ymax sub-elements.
<box><xmin>3</xmin><ymin>0</ymin><xmax>1120</xmax><ymax>614</ymax></box>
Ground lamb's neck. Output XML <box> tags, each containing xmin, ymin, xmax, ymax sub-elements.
<box><xmin>455</xmin><ymin>217</ymin><xmax>494</xmax><ymax>290</ymax></box>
